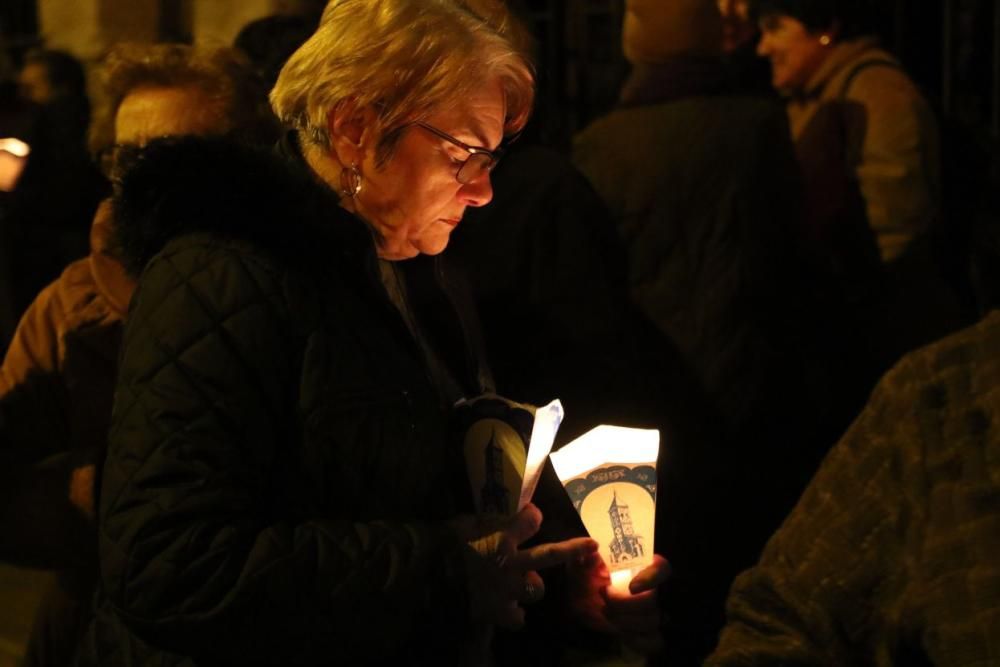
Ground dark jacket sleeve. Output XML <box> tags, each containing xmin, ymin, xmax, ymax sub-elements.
<box><xmin>98</xmin><ymin>240</ymin><xmax>469</xmax><ymax>664</ymax></box>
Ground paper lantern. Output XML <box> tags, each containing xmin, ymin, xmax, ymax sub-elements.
<box><xmin>460</xmin><ymin>398</ymin><xmax>564</xmax><ymax>516</ymax></box>
<box><xmin>550</xmin><ymin>425</ymin><xmax>659</xmax><ymax>593</ymax></box>
<box><xmin>0</xmin><ymin>137</ymin><xmax>30</xmax><ymax>192</ymax></box>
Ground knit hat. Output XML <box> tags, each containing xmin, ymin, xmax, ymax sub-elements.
<box><xmin>622</xmin><ymin>0</ymin><xmax>723</xmax><ymax>64</ymax></box>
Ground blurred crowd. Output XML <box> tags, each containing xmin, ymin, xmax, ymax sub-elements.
<box><xmin>0</xmin><ymin>0</ymin><xmax>996</xmax><ymax>666</ymax></box>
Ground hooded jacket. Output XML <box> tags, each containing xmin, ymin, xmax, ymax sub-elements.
<box><xmin>76</xmin><ymin>136</ymin><xmax>490</xmax><ymax>666</ymax></box>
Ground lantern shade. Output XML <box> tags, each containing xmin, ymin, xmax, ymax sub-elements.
<box><xmin>459</xmin><ymin>397</ymin><xmax>563</xmax><ymax>516</ymax></box>
<box><xmin>518</xmin><ymin>399</ymin><xmax>564</xmax><ymax>510</ymax></box>
<box><xmin>550</xmin><ymin>425</ymin><xmax>659</xmax><ymax>591</ymax></box>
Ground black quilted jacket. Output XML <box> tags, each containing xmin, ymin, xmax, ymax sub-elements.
<box><xmin>76</xmin><ymin>137</ymin><xmax>488</xmax><ymax>666</ymax></box>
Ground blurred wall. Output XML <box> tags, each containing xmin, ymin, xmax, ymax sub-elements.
<box><xmin>36</xmin><ymin>0</ymin><xmax>321</xmax><ymax>57</ymax></box>
<box><xmin>191</xmin><ymin>0</ymin><xmax>299</xmax><ymax>46</ymax></box>
<box><xmin>37</xmin><ymin>0</ymin><xmax>158</xmax><ymax>61</ymax></box>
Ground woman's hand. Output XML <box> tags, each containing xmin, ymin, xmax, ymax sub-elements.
<box><xmin>453</xmin><ymin>503</ymin><xmax>598</xmax><ymax>629</ymax></box>
<box><xmin>568</xmin><ymin>550</ymin><xmax>671</xmax><ymax>655</ymax></box>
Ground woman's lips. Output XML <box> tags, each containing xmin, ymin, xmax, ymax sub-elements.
<box><xmin>440</xmin><ymin>218</ymin><xmax>460</xmax><ymax>228</ymax></box>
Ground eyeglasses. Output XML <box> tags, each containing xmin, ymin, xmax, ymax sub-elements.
<box><xmin>97</xmin><ymin>143</ymin><xmax>140</xmax><ymax>182</ymax></box>
<box><xmin>411</xmin><ymin>121</ymin><xmax>506</xmax><ymax>185</ymax></box>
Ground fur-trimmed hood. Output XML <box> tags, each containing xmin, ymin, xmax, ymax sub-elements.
<box><xmin>111</xmin><ymin>135</ymin><xmax>373</xmax><ymax>278</ymax></box>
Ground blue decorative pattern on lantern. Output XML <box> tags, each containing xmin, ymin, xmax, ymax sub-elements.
<box><xmin>563</xmin><ymin>464</ymin><xmax>657</xmax><ymax>512</ymax></box>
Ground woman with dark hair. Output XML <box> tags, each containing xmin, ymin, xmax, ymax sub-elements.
<box><xmin>750</xmin><ymin>0</ymin><xmax>937</xmax><ymax>265</ymax></box>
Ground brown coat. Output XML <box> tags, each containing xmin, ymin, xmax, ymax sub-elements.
<box><xmin>787</xmin><ymin>38</ymin><xmax>940</xmax><ymax>263</ymax></box>
<box><xmin>0</xmin><ymin>199</ymin><xmax>132</xmax><ymax>479</ymax></box>
<box><xmin>706</xmin><ymin>310</ymin><xmax>1000</xmax><ymax>666</ymax></box>
<box><xmin>0</xmin><ymin>199</ymin><xmax>134</xmax><ymax>667</ymax></box>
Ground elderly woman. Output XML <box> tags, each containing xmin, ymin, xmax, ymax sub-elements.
<box><xmin>0</xmin><ymin>43</ymin><xmax>274</xmax><ymax>667</ymax></box>
<box><xmin>73</xmin><ymin>2</ymin><xmax>668</xmax><ymax>665</ymax></box>
<box><xmin>750</xmin><ymin>0</ymin><xmax>939</xmax><ymax>265</ymax></box>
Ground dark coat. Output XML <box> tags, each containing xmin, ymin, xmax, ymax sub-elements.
<box><xmin>573</xmin><ymin>61</ymin><xmax>812</xmax><ymax>442</ymax></box>
<box><xmin>76</xmin><ymin>137</ymin><xmax>488</xmax><ymax>666</ymax></box>
<box><xmin>573</xmin><ymin>60</ymin><xmax>840</xmax><ymax>663</ymax></box>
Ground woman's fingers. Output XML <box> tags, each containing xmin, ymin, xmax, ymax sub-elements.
<box><xmin>512</xmin><ymin>536</ymin><xmax>598</xmax><ymax>571</ymax></box>
<box><xmin>628</xmin><ymin>554</ymin><xmax>671</xmax><ymax>594</ymax></box>
<box><xmin>504</xmin><ymin>503</ymin><xmax>542</xmax><ymax>545</ymax></box>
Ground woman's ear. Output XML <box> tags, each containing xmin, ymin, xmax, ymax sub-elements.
<box><xmin>326</xmin><ymin>99</ymin><xmax>376</xmax><ymax>166</ymax></box>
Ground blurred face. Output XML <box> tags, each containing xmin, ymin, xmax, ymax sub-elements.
<box><xmin>718</xmin><ymin>0</ymin><xmax>756</xmax><ymax>54</ymax></box>
<box><xmin>18</xmin><ymin>63</ymin><xmax>54</xmax><ymax>104</ymax></box>
<box><xmin>109</xmin><ymin>85</ymin><xmax>227</xmax><ymax>179</ymax></box>
<box><xmin>115</xmin><ymin>85</ymin><xmax>226</xmax><ymax>146</ymax></box>
<box><xmin>352</xmin><ymin>78</ymin><xmax>505</xmax><ymax>260</ymax></box>
<box><xmin>756</xmin><ymin>13</ymin><xmax>831</xmax><ymax>91</ymax></box>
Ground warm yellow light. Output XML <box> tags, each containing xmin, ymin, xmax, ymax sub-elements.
<box><xmin>551</xmin><ymin>425</ymin><xmax>659</xmax><ymax>595</ymax></box>
<box><xmin>0</xmin><ymin>137</ymin><xmax>31</xmax><ymax>158</ymax></box>
<box><xmin>610</xmin><ymin>568</ymin><xmax>636</xmax><ymax>594</ymax></box>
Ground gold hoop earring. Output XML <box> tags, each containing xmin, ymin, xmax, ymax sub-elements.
<box><xmin>819</xmin><ymin>34</ymin><xmax>832</xmax><ymax>46</ymax></box>
<box><xmin>340</xmin><ymin>163</ymin><xmax>362</xmax><ymax>198</ymax></box>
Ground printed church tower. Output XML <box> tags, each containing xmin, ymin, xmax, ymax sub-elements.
<box><xmin>608</xmin><ymin>490</ymin><xmax>644</xmax><ymax>564</ymax></box>
<box><xmin>480</xmin><ymin>429</ymin><xmax>509</xmax><ymax>514</ymax></box>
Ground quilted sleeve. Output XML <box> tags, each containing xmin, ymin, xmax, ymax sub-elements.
<box><xmin>99</xmin><ymin>240</ymin><xmax>469</xmax><ymax>663</ymax></box>
<box><xmin>704</xmin><ymin>356</ymin><xmax>921</xmax><ymax>666</ymax></box>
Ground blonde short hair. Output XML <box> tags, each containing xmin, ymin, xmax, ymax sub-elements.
<box><xmin>89</xmin><ymin>43</ymin><xmax>278</xmax><ymax>157</ymax></box>
<box><xmin>270</xmin><ymin>0</ymin><xmax>535</xmax><ymax>163</ymax></box>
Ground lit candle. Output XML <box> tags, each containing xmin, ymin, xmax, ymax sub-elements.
<box><xmin>550</xmin><ymin>425</ymin><xmax>659</xmax><ymax>595</ymax></box>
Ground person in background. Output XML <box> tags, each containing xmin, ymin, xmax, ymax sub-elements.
<box><xmin>751</xmin><ymin>0</ymin><xmax>967</xmax><ymax>376</ymax></box>
<box><xmin>705</xmin><ymin>307</ymin><xmax>1000</xmax><ymax>667</ymax></box>
<box><xmin>17</xmin><ymin>49</ymin><xmax>90</xmax><ymax>142</ymax></box>
<box><xmin>7</xmin><ymin>49</ymin><xmax>106</xmax><ymax>317</ymax></box>
<box><xmin>0</xmin><ymin>43</ymin><xmax>277</xmax><ymax>667</ymax></box>
<box><xmin>751</xmin><ymin>0</ymin><xmax>935</xmax><ymax>265</ymax></box>
<box><xmin>76</xmin><ymin>1</ymin><xmax>667</xmax><ymax>664</ymax></box>
<box><xmin>717</xmin><ymin>0</ymin><xmax>772</xmax><ymax>95</ymax></box>
<box><xmin>233</xmin><ymin>12</ymin><xmax>321</xmax><ymax>90</ymax></box>
<box><xmin>573</xmin><ymin>0</ymin><xmax>836</xmax><ymax>661</ymax></box>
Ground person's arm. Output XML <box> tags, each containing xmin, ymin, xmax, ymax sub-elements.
<box><xmin>704</xmin><ymin>360</ymin><xmax>921</xmax><ymax>666</ymax></box>
<box><xmin>847</xmin><ymin>66</ymin><xmax>940</xmax><ymax>262</ymax></box>
<box><xmin>0</xmin><ymin>277</ymin><xmax>95</xmax><ymax>568</ymax></box>
<box><xmin>99</xmin><ymin>241</ymin><xmax>471</xmax><ymax>663</ymax></box>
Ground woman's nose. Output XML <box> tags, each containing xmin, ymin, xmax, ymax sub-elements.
<box><xmin>460</xmin><ymin>172</ymin><xmax>494</xmax><ymax>207</ymax></box>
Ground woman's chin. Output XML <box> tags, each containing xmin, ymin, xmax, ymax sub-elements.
<box><xmin>413</xmin><ymin>234</ymin><xmax>452</xmax><ymax>256</ymax></box>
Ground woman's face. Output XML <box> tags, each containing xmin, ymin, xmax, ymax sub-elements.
<box><xmin>718</xmin><ymin>0</ymin><xmax>755</xmax><ymax>54</ymax></box>
<box><xmin>756</xmin><ymin>14</ymin><xmax>831</xmax><ymax>91</ymax></box>
<box><xmin>352</xmin><ymin>78</ymin><xmax>505</xmax><ymax>260</ymax></box>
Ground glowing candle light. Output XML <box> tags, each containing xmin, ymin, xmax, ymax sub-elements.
<box><xmin>550</xmin><ymin>425</ymin><xmax>659</xmax><ymax>594</ymax></box>
<box><xmin>0</xmin><ymin>138</ymin><xmax>31</xmax><ymax>192</ymax></box>
<box><xmin>0</xmin><ymin>137</ymin><xmax>31</xmax><ymax>158</ymax></box>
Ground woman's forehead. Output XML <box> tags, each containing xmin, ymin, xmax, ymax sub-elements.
<box><xmin>425</xmin><ymin>80</ymin><xmax>506</xmax><ymax>148</ymax></box>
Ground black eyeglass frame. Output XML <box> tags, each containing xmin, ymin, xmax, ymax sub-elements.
<box><xmin>410</xmin><ymin>120</ymin><xmax>513</xmax><ymax>184</ymax></box>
